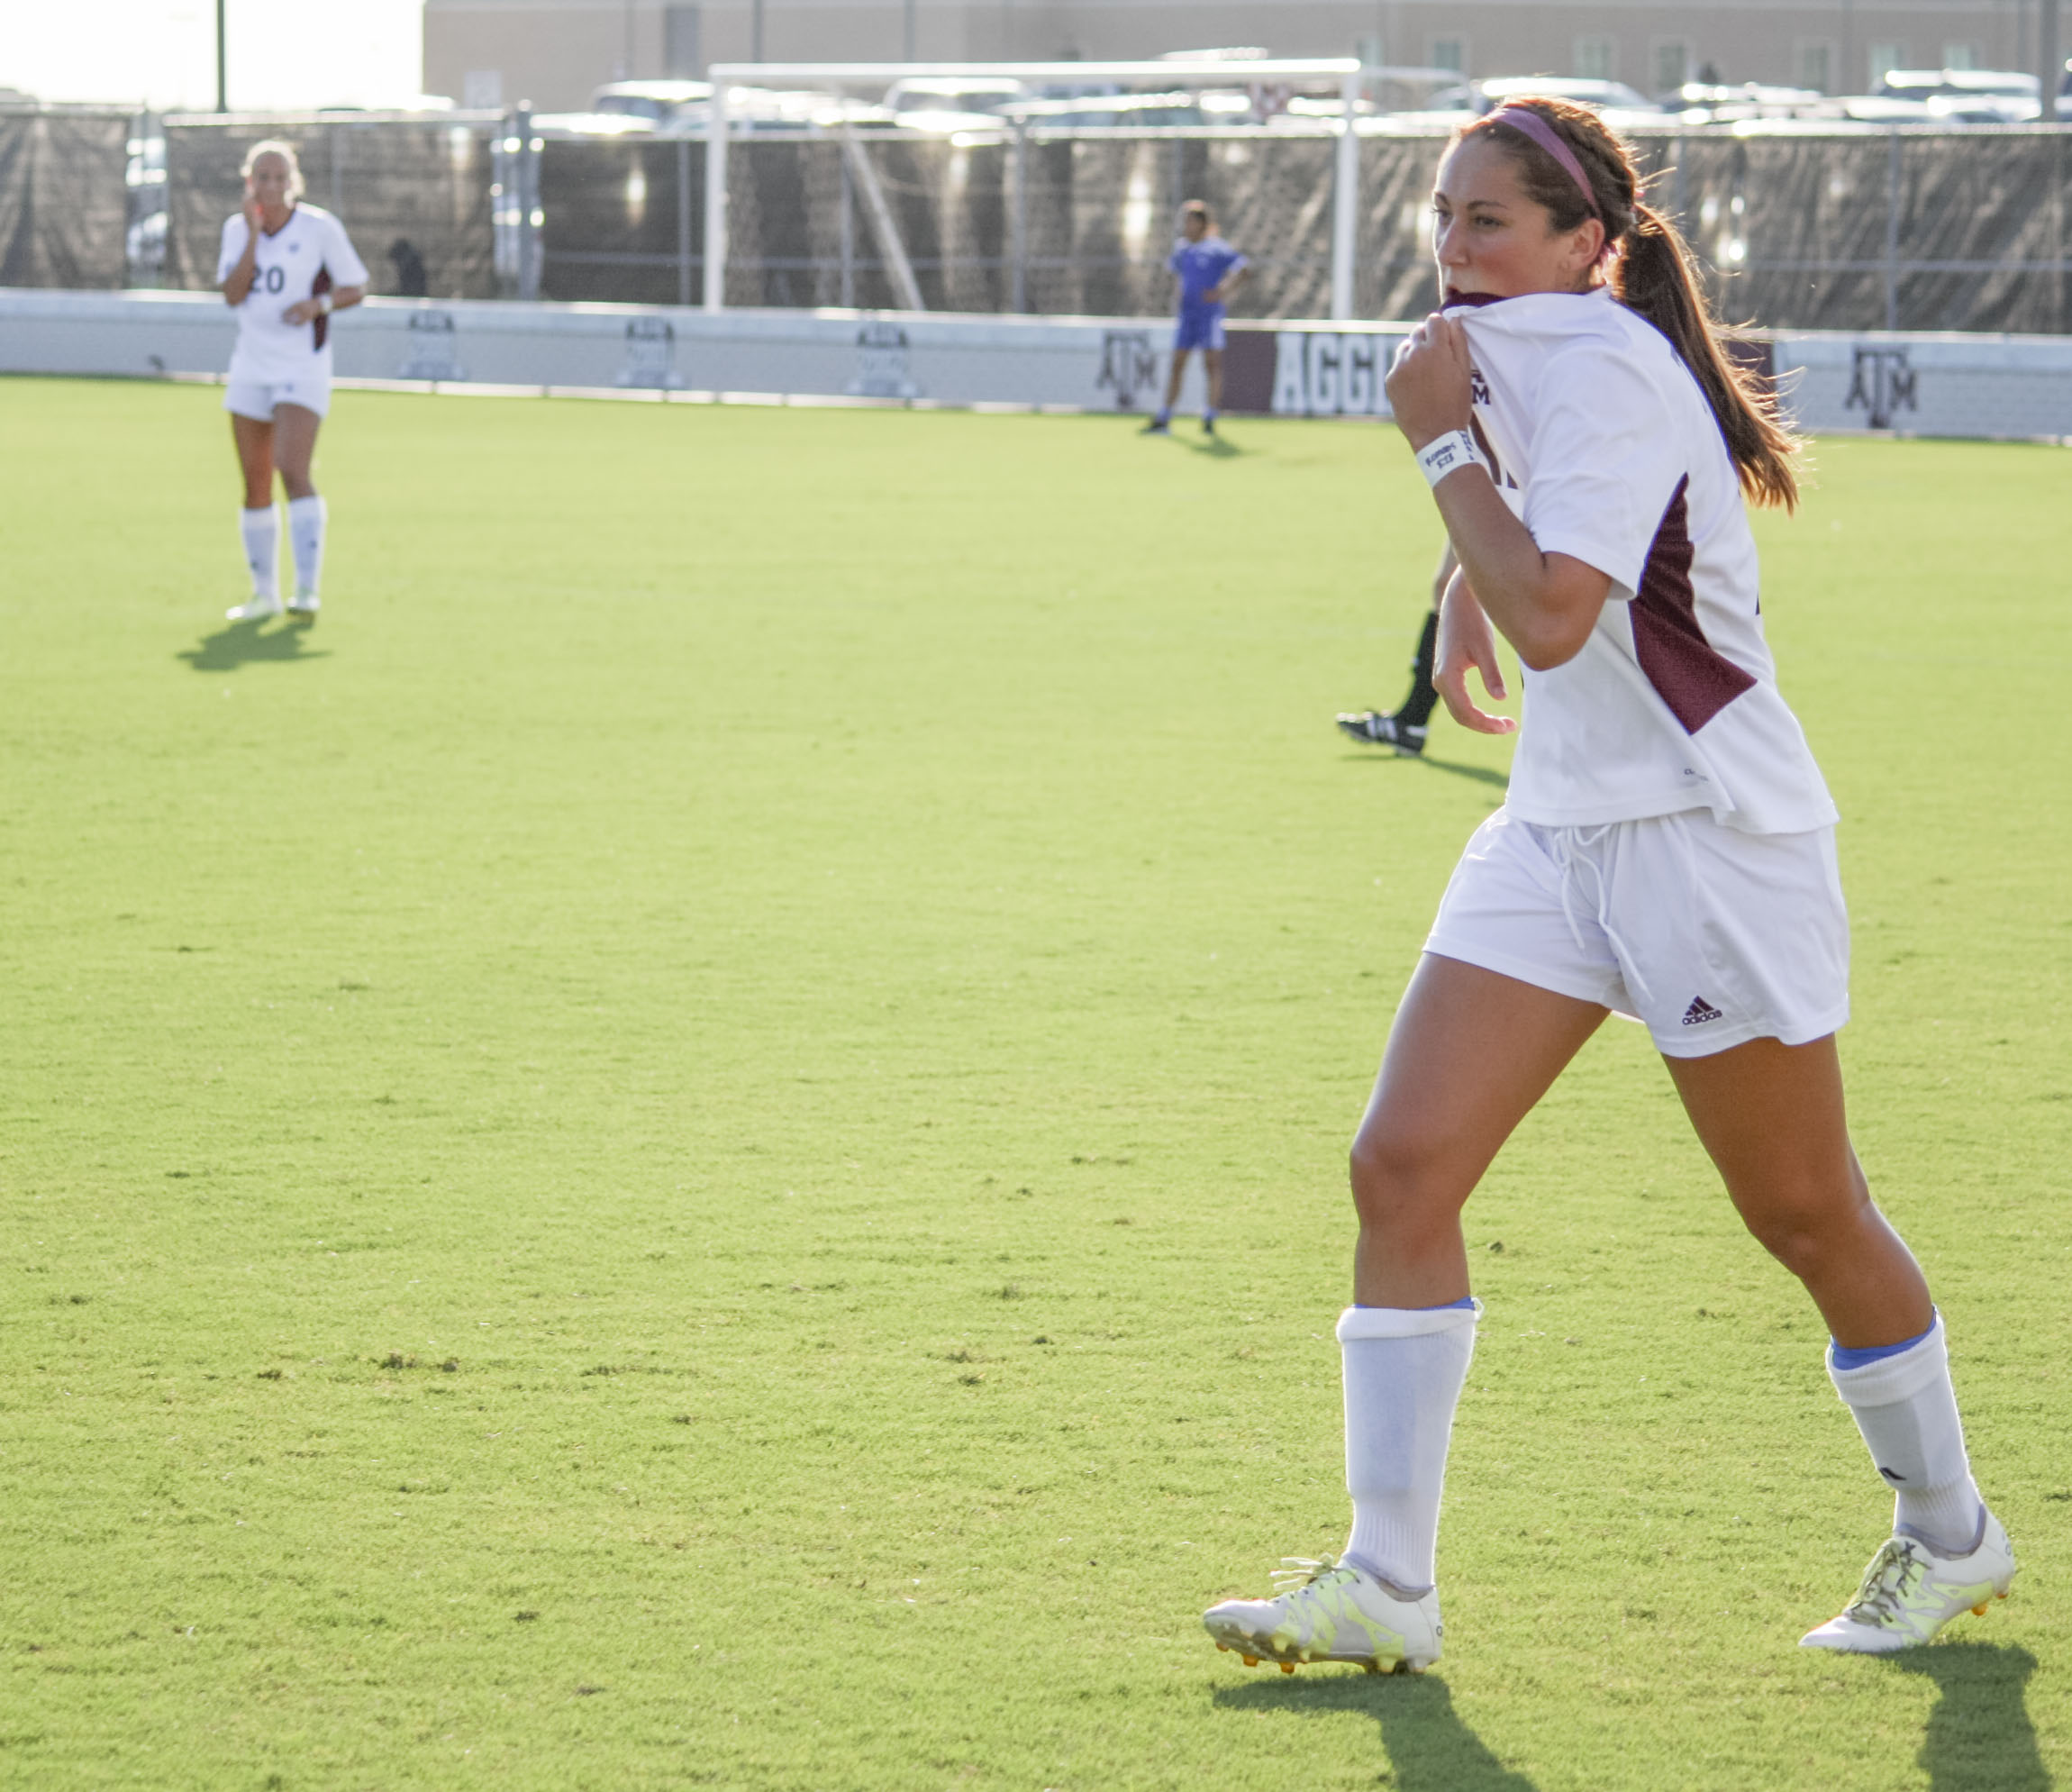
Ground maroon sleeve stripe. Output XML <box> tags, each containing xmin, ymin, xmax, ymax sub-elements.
<box><xmin>1630</xmin><ymin>477</ymin><xmax>1756</xmax><ymax>732</ymax></box>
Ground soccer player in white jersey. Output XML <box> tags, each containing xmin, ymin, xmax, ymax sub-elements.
<box><xmin>216</xmin><ymin>141</ymin><xmax>368</xmax><ymax>623</ymax></box>
<box><xmin>1203</xmin><ymin>97</ymin><xmax>2012</xmax><ymax>1675</ymax></box>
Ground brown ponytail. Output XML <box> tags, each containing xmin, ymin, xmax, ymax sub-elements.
<box><xmin>1460</xmin><ymin>99</ymin><xmax>1802</xmax><ymax>512</ymax></box>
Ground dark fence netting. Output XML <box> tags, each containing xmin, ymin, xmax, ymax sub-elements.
<box><xmin>0</xmin><ymin>112</ymin><xmax>130</xmax><ymax>288</ymax></box>
<box><xmin>1635</xmin><ymin>127</ymin><xmax>2071</xmax><ymax>334</ymax></box>
<box><xmin>161</xmin><ymin>116</ymin><xmax>496</xmax><ymax>299</ymax></box>
<box><xmin>539</xmin><ymin>137</ymin><xmax>704</xmax><ymax>306</ymax></box>
<box><xmin>5</xmin><ymin>112</ymin><xmax>2068</xmax><ymax>334</ymax></box>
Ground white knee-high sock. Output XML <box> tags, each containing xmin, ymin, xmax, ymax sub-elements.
<box><xmin>1827</xmin><ymin>1314</ymin><xmax>1985</xmax><ymax>1556</ymax></box>
<box><xmin>240</xmin><ymin>505</ymin><xmax>280</xmax><ymax>600</ymax></box>
<box><xmin>1338</xmin><ymin>1301</ymin><xmax>1480</xmax><ymax>1593</ymax></box>
<box><xmin>286</xmin><ymin>494</ymin><xmax>327</xmax><ymax>598</ymax></box>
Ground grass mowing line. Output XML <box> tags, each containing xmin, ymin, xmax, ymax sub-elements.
<box><xmin>0</xmin><ymin>379</ymin><xmax>2066</xmax><ymax>1789</ymax></box>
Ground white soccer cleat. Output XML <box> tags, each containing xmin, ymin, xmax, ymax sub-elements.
<box><xmin>1204</xmin><ymin>1556</ymin><xmax>1441</xmax><ymax>1675</ymax></box>
<box><xmin>226</xmin><ymin>595</ymin><xmax>282</xmax><ymax>622</ymax></box>
<box><xmin>1800</xmin><ymin>1513</ymin><xmax>2016</xmax><ymax>1654</ymax></box>
<box><xmin>286</xmin><ymin>593</ymin><xmax>321</xmax><ymax>618</ymax></box>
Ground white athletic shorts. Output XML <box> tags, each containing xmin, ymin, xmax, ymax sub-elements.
<box><xmin>223</xmin><ymin>376</ymin><xmax>332</xmax><ymax>422</ymax></box>
<box><xmin>1423</xmin><ymin>806</ymin><xmax>1849</xmax><ymax>1059</ymax></box>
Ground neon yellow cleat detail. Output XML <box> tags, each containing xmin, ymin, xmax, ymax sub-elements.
<box><xmin>1203</xmin><ymin>1557</ymin><xmax>1442</xmax><ymax>1674</ymax></box>
<box><xmin>1800</xmin><ymin>1514</ymin><xmax>2016</xmax><ymax>1654</ymax></box>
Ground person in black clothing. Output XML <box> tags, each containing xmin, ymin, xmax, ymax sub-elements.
<box><xmin>1337</xmin><ymin>544</ymin><xmax>1456</xmax><ymax>756</ymax></box>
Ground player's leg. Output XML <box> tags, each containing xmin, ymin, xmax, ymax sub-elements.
<box><xmin>1201</xmin><ymin>346</ymin><xmax>1223</xmax><ymax>432</ymax></box>
<box><xmin>1667</xmin><ymin>1034</ymin><xmax>2013</xmax><ymax>1649</ymax></box>
<box><xmin>227</xmin><ymin>398</ymin><xmax>282</xmax><ymax>621</ymax></box>
<box><xmin>1205</xmin><ymin>953</ymin><xmax>1606</xmax><ymax>1671</ymax></box>
<box><xmin>1146</xmin><ymin>346</ymin><xmax>1189</xmax><ymax>432</ymax></box>
<box><xmin>271</xmin><ymin>403</ymin><xmax>327</xmax><ymax>615</ymax></box>
<box><xmin>1339</xmin><ymin>543</ymin><xmax>1457</xmax><ymax>754</ymax></box>
<box><xmin>1351</xmin><ymin>952</ymin><xmax>1605</xmax><ymax>1306</ymax></box>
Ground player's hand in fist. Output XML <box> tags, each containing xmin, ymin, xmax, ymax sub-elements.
<box><xmin>1386</xmin><ymin>314</ymin><xmax>1475</xmax><ymax>450</ymax></box>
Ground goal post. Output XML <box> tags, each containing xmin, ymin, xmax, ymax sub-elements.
<box><xmin>700</xmin><ymin>58</ymin><xmax>1440</xmax><ymax>320</ymax></box>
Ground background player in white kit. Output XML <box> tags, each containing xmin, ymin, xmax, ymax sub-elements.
<box><xmin>217</xmin><ymin>141</ymin><xmax>368</xmax><ymax>622</ymax></box>
<box><xmin>1203</xmin><ymin>97</ymin><xmax>2012</xmax><ymax>1675</ymax></box>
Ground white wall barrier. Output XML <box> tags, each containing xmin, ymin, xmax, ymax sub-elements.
<box><xmin>3</xmin><ymin>289</ymin><xmax>2069</xmax><ymax>441</ymax></box>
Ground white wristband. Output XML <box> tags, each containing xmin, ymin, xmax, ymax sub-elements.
<box><xmin>1414</xmin><ymin>429</ymin><xmax>1482</xmax><ymax>487</ymax></box>
<box><xmin>316</xmin><ymin>292</ymin><xmax>334</xmax><ymax>314</ymax></box>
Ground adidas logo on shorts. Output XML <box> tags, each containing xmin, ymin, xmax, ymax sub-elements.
<box><xmin>1681</xmin><ymin>996</ymin><xmax>1724</xmax><ymax>1027</ymax></box>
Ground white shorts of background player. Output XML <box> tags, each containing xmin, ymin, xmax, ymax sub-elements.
<box><xmin>223</xmin><ymin>377</ymin><xmax>332</xmax><ymax>423</ymax></box>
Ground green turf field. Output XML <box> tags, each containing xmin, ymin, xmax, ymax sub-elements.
<box><xmin>2</xmin><ymin>377</ymin><xmax>2067</xmax><ymax>1790</ymax></box>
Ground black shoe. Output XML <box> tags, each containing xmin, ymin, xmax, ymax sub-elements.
<box><xmin>1336</xmin><ymin>710</ymin><xmax>1427</xmax><ymax>756</ymax></box>
<box><xmin>1140</xmin><ymin>416</ymin><xmax>1171</xmax><ymax>434</ymax></box>
<box><xmin>1201</xmin><ymin>415</ymin><xmax>1216</xmax><ymax>435</ymax></box>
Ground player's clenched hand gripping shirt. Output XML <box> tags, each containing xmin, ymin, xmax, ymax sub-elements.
<box><xmin>216</xmin><ymin>204</ymin><xmax>370</xmax><ymax>386</ymax></box>
<box><xmin>1446</xmin><ymin>287</ymin><xmax>1837</xmax><ymax>835</ymax></box>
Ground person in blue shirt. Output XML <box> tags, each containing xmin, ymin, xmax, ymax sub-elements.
<box><xmin>1142</xmin><ymin>201</ymin><xmax>1250</xmax><ymax>436</ymax></box>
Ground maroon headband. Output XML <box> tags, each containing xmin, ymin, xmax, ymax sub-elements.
<box><xmin>1484</xmin><ymin>104</ymin><xmax>1601</xmax><ymax>219</ymax></box>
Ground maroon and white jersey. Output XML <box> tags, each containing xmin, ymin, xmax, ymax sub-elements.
<box><xmin>1446</xmin><ymin>287</ymin><xmax>1837</xmax><ymax>835</ymax></box>
<box><xmin>216</xmin><ymin>203</ymin><xmax>368</xmax><ymax>384</ymax></box>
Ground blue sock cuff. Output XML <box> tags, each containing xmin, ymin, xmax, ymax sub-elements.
<box><xmin>1423</xmin><ymin>1296</ymin><xmax>1477</xmax><ymax>1310</ymax></box>
<box><xmin>1830</xmin><ymin>1317</ymin><xmax>1937</xmax><ymax>1371</ymax></box>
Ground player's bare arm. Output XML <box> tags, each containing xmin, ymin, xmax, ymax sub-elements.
<box><xmin>1387</xmin><ymin>314</ymin><xmax>1608</xmax><ymax>670</ymax></box>
<box><xmin>1203</xmin><ymin>264</ymin><xmax>1251</xmax><ymax>305</ymax></box>
<box><xmin>1431</xmin><ymin>566</ymin><xmax>1514</xmax><ymax>736</ymax></box>
<box><xmin>283</xmin><ymin>285</ymin><xmax>366</xmax><ymax>326</ymax></box>
<box><xmin>220</xmin><ymin>196</ymin><xmax>264</xmax><ymax>306</ymax></box>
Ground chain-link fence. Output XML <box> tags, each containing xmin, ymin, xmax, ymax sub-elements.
<box><xmin>0</xmin><ymin>110</ymin><xmax>132</xmax><ymax>288</ymax></box>
<box><xmin>3</xmin><ymin>107</ymin><xmax>2067</xmax><ymax>333</ymax></box>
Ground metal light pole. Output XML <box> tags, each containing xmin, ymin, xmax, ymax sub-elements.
<box><xmin>215</xmin><ymin>0</ymin><xmax>228</xmax><ymax>112</ymax></box>
<box><xmin>2042</xmin><ymin>0</ymin><xmax>2063</xmax><ymax>122</ymax></box>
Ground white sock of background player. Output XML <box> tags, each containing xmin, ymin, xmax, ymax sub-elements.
<box><xmin>240</xmin><ymin>505</ymin><xmax>280</xmax><ymax>602</ymax></box>
<box><xmin>287</xmin><ymin>495</ymin><xmax>327</xmax><ymax>601</ymax></box>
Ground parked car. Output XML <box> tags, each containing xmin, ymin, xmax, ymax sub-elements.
<box><xmin>528</xmin><ymin>112</ymin><xmax>656</xmax><ymax>137</ymax></box>
<box><xmin>1431</xmin><ymin>75</ymin><xmax>1663</xmax><ymax>120</ymax></box>
<box><xmin>1877</xmin><ymin>68</ymin><xmax>2040</xmax><ymax>122</ymax></box>
<box><xmin>1673</xmin><ymin>82</ymin><xmax>1823</xmax><ymax>123</ymax></box>
<box><xmin>1004</xmin><ymin>89</ymin><xmax>1214</xmax><ymax>128</ymax></box>
<box><xmin>1815</xmin><ymin>94</ymin><xmax>1937</xmax><ymax>123</ymax></box>
<box><xmin>882</xmin><ymin>75</ymin><xmax>1025</xmax><ymax>135</ymax></box>
<box><xmin>591</xmin><ymin>80</ymin><xmax>713</xmax><ymax>125</ymax></box>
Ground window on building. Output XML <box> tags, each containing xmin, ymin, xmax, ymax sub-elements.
<box><xmin>1796</xmin><ymin>41</ymin><xmax>1833</xmax><ymax>93</ymax></box>
<box><xmin>1868</xmin><ymin>41</ymin><xmax>1906</xmax><ymax>86</ymax></box>
<box><xmin>666</xmin><ymin>6</ymin><xmax>703</xmax><ymax>77</ymax></box>
<box><xmin>463</xmin><ymin>69</ymin><xmax>504</xmax><ymax>110</ymax></box>
<box><xmin>1943</xmin><ymin>41</ymin><xmax>1978</xmax><ymax>69</ymax></box>
<box><xmin>1430</xmin><ymin>37</ymin><xmax>1465</xmax><ymax>74</ymax></box>
<box><xmin>1653</xmin><ymin>41</ymin><xmax>1689</xmax><ymax>96</ymax></box>
<box><xmin>1574</xmin><ymin>36</ymin><xmax>1616</xmax><ymax>79</ymax></box>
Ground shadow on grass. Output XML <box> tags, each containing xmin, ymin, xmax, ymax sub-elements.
<box><xmin>1184</xmin><ymin>432</ymin><xmax>1250</xmax><ymax>459</ymax></box>
<box><xmin>1214</xmin><ymin>1671</ymin><xmax>1536</xmax><ymax>1791</ymax></box>
<box><xmin>1889</xmin><ymin>1641</ymin><xmax>2045</xmax><ymax>1792</ymax></box>
<box><xmin>177</xmin><ymin>615</ymin><xmax>330</xmax><ymax>673</ymax></box>
<box><xmin>1343</xmin><ymin>751</ymin><xmax>1511</xmax><ymax>793</ymax></box>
